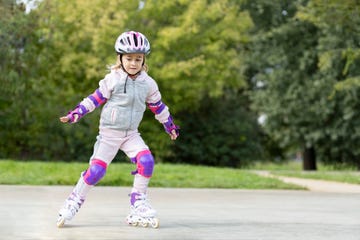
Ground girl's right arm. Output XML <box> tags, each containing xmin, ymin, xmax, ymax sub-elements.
<box><xmin>60</xmin><ymin>72</ymin><xmax>115</xmax><ymax>124</ymax></box>
<box><xmin>60</xmin><ymin>89</ymin><xmax>107</xmax><ymax>123</ymax></box>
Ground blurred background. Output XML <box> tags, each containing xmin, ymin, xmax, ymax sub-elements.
<box><xmin>1</xmin><ymin>0</ymin><xmax>359</xmax><ymax>171</ymax></box>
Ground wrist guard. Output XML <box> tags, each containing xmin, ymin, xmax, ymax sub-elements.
<box><xmin>66</xmin><ymin>104</ymin><xmax>88</xmax><ymax>123</ymax></box>
<box><xmin>65</xmin><ymin>89</ymin><xmax>106</xmax><ymax>123</ymax></box>
<box><xmin>163</xmin><ymin>115</ymin><xmax>180</xmax><ymax>136</ymax></box>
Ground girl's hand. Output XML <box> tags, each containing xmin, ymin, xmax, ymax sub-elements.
<box><xmin>59</xmin><ymin>116</ymin><xmax>69</xmax><ymax>123</ymax></box>
<box><xmin>162</xmin><ymin>116</ymin><xmax>180</xmax><ymax>140</ymax></box>
<box><xmin>170</xmin><ymin>129</ymin><xmax>178</xmax><ymax>140</ymax></box>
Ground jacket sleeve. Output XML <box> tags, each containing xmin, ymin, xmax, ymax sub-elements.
<box><xmin>65</xmin><ymin>73</ymin><xmax>113</xmax><ymax>123</ymax></box>
<box><xmin>146</xmin><ymin>78</ymin><xmax>170</xmax><ymax>123</ymax></box>
<box><xmin>98</xmin><ymin>72</ymin><xmax>115</xmax><ymax>100</ymax></box>
<box><xmin>77</xmin><ymin>72</ymin><xmax>114</xmax><ymax>113</ymax></box>
<box><xmin>146</xmin><ymin>77</ymin><xmax>180</xmax><ymax>137</ymax></box>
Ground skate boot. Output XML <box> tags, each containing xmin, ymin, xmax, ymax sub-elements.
<box><xmin>126</xmin><ymin>192</ymin><xmax>159</xmax><ymax>228</ymax></box>
<box><xmin>57</xmin><ymin>192</ymin><xmax>85</xmax><ymax>227</ymax></box>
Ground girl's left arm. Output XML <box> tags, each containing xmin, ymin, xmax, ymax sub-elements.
<box><xmin>146</xmin><ymin>79</ymin><xmax>180</xmax><ymax>139</ymax></box>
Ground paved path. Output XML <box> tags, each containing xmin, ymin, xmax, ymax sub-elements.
<box><xmin>254</xmin><ymin>170</ymin><xmax>360</xmax><ymax>193</ymax></box>
<box><xmin>0</xmin><ymin>185</ymin><xmax>359</xmax><ymax>240</ymax></box>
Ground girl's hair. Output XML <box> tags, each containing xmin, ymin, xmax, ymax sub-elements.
<box><xmin>111</xmin><ymin>54</ymin><xmax>148</xmax><ymax>72</ymax></box>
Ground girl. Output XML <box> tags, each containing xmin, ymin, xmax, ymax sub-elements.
<box><xmin>57</xmin><ymin>31</ymin><xmax>179</xmax><ymax>228</ymax></box>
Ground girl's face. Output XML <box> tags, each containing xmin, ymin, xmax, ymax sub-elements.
<box><xmin>122</xmin><ymin>53</ymin><xmax>144</xmax><ymax>76</ymax></box>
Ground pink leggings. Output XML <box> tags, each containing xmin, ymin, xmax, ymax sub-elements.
<box><xmin>89</xmin><ymin>129</ymin><xmax>149</xmax><ymax>165</ymax></box>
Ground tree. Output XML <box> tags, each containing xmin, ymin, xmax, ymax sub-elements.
<box><xmin>0</xmin><ymin>0</ymin><xmax>266</xmax><ymax>167</ymax></box>
<box><xmin>32</xmin><ymin>0</ymin><xmax>135</xmax><ymax>161</ymax></box>
<box><xmin>126</xmin><ymin>0</ymin><xmax>253</xmax><ymax>111</ymax></box>
<box><xmin>246</xmin><ymin>0</ymin><xmax>360</xmax><ymax>169</ymax></box>
<box><xmin>127</xmin><ymin>0</ymin><xmax>260</xmax><ymax>165</ymax></box>
<box><xmin>296</xmin><ymin>0</ymin><xmax>360</xmax><ymax>168</ymax></box>
<box><xmin>0</xmin><ymin>0</ymin><xmax>133</xmax><ymax>160</ymax></box>
<box><xmin>169</xmin><ymin>91</ymin><xmax>264</xmax><ymax>167</ymax></box>
<box><xmin>0</xmin><ymin>0</ymin><xmax>45</xmax><ymax>158</ymax></box>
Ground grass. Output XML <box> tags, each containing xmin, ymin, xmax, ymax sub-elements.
<box><xmin>0</xmin><ymin>160</ymin><xmax>304</xmax><ymax>190</ymax></box>
<box><xmin>1</xmin><ymin>159</ymin><xmax>359</xmax><ymax>188</ymax></box>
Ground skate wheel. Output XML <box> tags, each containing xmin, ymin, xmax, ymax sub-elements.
<box><xmin>131</xmin><ymin>221</ymin><xmax>139</xmax><ymax>227</ymax></box>
<box><xmin>150</xmin><ymin>218</ymin><xmax>160</xmax><ymax>229</ymax></box>
<box><xmin>57</xmin><ymin>216</ymin><xmax>65</xmax><ymax>228</ymax></box>
<box><xmin>126</xmin><ymin>215</ymin><xmax>137</xmax><ymax>227</ymax></box>
<box><xmin>141</xmin><ymin>221</ymin><xmax>149</xmax><ymax>227</ymax></box>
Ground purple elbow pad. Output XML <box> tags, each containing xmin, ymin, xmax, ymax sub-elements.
<box><xmin>147</xmin><ymin>100</ymin><xmax>166</xmax><ymax>115</ymax></box>
<box><xmin>88</xmin><ymin>89</ymin><xmax>107</xmax><ymax>107</ymax></box>
<box><xmin>163</xmin><ymin>115</ymin><xmax>180</xmax><ymax>136</ymax></box>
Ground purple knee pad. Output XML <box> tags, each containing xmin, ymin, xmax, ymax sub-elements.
<box><xmin>83</xmin><ymin>159</ymin><xmax>107</xmax><ymax>185</ymax></box>
<box><xmin>131</xmin><ymin>150</ymin><xmax>154</xmax><ymax>178</ymax></box>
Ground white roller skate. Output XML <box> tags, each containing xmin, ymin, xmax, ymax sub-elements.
<box><xmin>126</xmin><ymin>192</ymin><xmax>159</xmax><ymax>228</ymax></box>
<box><xmin>57</xmin><ymin>192</ymin><xmax>85</xmax><ymax>227</ymax></box>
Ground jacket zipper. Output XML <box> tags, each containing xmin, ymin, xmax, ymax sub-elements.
<box><xmin>129</xmin><ymin>79</ymin><xmax>136</xmax><ymax>129</ymax></box>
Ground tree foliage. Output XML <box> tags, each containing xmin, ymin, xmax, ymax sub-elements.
<box><xmin>297</xmin><ymin>0</ymin><xmax>360</xmax><ymax>167</ymax></box>
<box><xmin>3</xmin><ymin>0</ymin><xmax>359</xmax><ymax>169</ymax></box>
<box><xmin>0</xmin><ymin>0</ymin><xmax>49</xmax><ymax>158</ymax></box>
<box><xmin>124</xmin><ymin>0</ymin><xmax>253</xmax><ymax>112</ymax></box>
<box><xmin>247</xmin><ymin>0</ymin><xmax>360</xmax><ymax>168</ymax></box>
<box><xmin>169</xmin><ymin>92</ymin><xmax>264</xmax><ymax>168</ymax></box>
<box><xmin>1</xmin><ymin>0</ymin><xmax>260</xmax><ymax>166</ymax></box>
<box><xmin>127</xmin><ymin>0</ymin><xmax>258</xmax><ymax>165</ymax></box>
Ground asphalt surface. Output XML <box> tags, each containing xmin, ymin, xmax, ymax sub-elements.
<box><xmin>0</xmin><ymin>185</ymin><xmax>359</xmax><ymax>240</ymax></box>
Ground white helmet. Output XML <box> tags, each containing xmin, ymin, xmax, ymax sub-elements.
<box><xmin>114</xmin><ymin>31</ymin><xmax>150</xmax><ymax>55</ymax></box>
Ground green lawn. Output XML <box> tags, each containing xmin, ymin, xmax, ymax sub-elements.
<box><xmin>1</xmin><ymin>160</ymin><xmax>358</xmax><ymax>189</ymax></box>
<box><xmin>0</xmin><ymin>160</ymin><xmax>303</xmax><ymax>190</ymax></box>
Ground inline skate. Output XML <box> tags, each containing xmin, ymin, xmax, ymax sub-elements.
<box><xmin>126</xmin><ymin>192</ymin><xmax>159</xmax><ymax>228</ymax></box>
<box><xmin>56</xmin><ymin>192</ymin><xmax>84</xmax><ymax>227</ymax></box>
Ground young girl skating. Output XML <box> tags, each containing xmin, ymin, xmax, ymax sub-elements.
<box><xmin>57</xmin><ymin>31</ymin><xmax>179</xmax><ymax>228</ymax></box>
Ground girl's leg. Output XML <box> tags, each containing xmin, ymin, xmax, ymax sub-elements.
<box><xmin>122</xmin><ymin>132</ymin><xmax>158</xmax><ymax>226</ymax></box>
<box><xmin>132</xmin><ymin>173</ymin><xmax>150</xmax><ymax>194</ymax></box>
<box><xmin>121</xmin><ymin>132</ymin><xmax>154</xmax><ymax>194</ymax></box>
<box><xmin>72</xmin><ymin>135</ymin><xmax>120</xmax><ymax>198</ymax></box>
<box><xmin>58</xmin><ymin>135</ymin><xmax>121</xmax><ymax>226</ymax></box>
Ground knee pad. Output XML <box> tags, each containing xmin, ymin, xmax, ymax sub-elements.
<box><xmin>83</xmin><ymin>159</ymin><xmax>107</xmax><ymax>185</ymax></box>
<box><xmin>131</xmin><ymin>150</ymin><xmax>154</xmax><ymax>178</ymax></box>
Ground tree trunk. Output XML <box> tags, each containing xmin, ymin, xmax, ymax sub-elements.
<box><xmin>303</xmin><ymin>146</ymin><xmax>317</xmax><ymax>171</ymax></box>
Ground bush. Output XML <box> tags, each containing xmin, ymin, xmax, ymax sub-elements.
<box><xmin>166</xmin><ymin>93</ymin><xmax>264</xmax><ymax>168</ymax></box>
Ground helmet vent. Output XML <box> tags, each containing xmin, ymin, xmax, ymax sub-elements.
<box><xmin>133</xmin><ymin>35</ymin><xmax>138</xmax><ymax>47</ymax></box>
